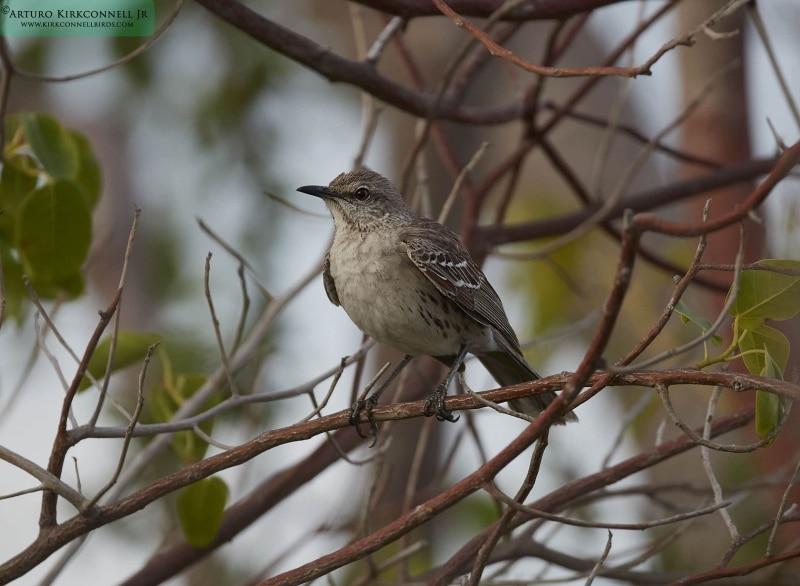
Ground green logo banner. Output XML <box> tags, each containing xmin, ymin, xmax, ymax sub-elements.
<box><xmin>0</xmin><ymin>0</ymin><xmax>154</xmax><ymax>37</ymax></box>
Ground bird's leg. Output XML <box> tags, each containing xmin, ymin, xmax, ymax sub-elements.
<box><xmin>349</xmin><ymin>354</ymin><xmax>413</xmax><ymax>441</ymax></box>
<box><xmin>425</xmin><ymin>344</ymin><xmax>468</xmax><ymax>422</ymax></box>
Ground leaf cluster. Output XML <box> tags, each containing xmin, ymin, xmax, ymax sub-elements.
<box><xmin>682</xmin><ymin>260</ymin><xmax>800</xmax><ymax>440</ymax></box>
<box><xmin>0</xmin><ymin>112</ymin><xmax>101</xmax><ymax>318</ymax></box>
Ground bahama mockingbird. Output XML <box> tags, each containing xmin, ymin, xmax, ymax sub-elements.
<box><xmin>297</xmin><ymin>169</ymin><xmax>577</xmax><ymax>433</ymax></box>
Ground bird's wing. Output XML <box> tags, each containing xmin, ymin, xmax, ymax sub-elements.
<box><xmin>322</xmin><ymin>251</ymin><xmax>340</xmax><ymax>306</ymax></box>
<box><xmin>401</xmin><ymin>219</ymin><xmax>520</xmax><ymax>350</ymax></box>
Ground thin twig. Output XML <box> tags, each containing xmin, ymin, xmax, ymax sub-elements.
<box><xmin>469</xmin><ymin>432</ymin><xmax>550</xmax><ymax>585</ymax></box>
<box><xmin>232</xmin><ymin>261</ymin><xmax>251</xmax><ymax>351</ymax></box>
<box><xmin>700</xmin><ymin>387</ymin><xmax>739</xmax><ymax>542</ymax></box>
<box><xmin>601</xmin><ymin>392</ymin><xmax>653</xmax><ymax>469</ymax></box>
<box><xmin>71</xmin><ymin>339</ymin><xmax>376</xmax><ymax>441</ymax></box>
<box><xmin>349</xmin><ymin>2</ymin><xmax>382</xmax><ymax>169</ymax></box>
<box><xmin>88</xmin><ymin>207</ymin><xmax>142</xmax><ymax>427</ymax></box>
<box><xmin>486</xmin><ymin>490</ymin><xmax>730</xmax><ymax>530</ymax></box>
<box><xmin>767</xmin><ymin>457</ymin><xmax>800</xmax><ymax>557</ymax></box>
<box><xmin>316</xmin><ymin>356</ymin><xmax>390</xmax><ymax>467</ymax></box>
<box><xmin>529</xmin><ymin>59</ymin><xmax>740</xmax><ymax>260</ymax></box>
<box><xmin>431</xmin><ymin>0</ymin><xmax>687</xmax><ymax>78</ymax></box>
<box><xmin>103</xmin><ymin>252</ymin><xmax>324</xmax><ymax>504</ymax></box>
<box><xmin>196</xmin><ymin>217</ymin><xmax>272</xmax><ymax>299</ymax></box>
<box><xmin>0</xmin><ymin>446</ymin><xmax>91</xmax><ymax>513</ymax></box>
<box><xmin>541</xmin><ymin>101</ymin><xmax>723</xmax><ymax>167</ymax></box>
<box><xmin>24</xmin><ymin>279</ymin><xmax>82</xmax><ymax>374</ymax></box>
<box><xmin>586</xmin><ymin>531</ymin><xmax>613</xmax><ymax>586</ymax></box>
<box><xmin>437</xmin><ymin>141</ymin><xmax>490</xmax><ymax>224</ymax></box>
<box><xmin>746</xmin><ymin>2</ymin><xmax>800</xmax><ymax>131</ymax></box>
<box><xmin>366</xmin><ymin>16</ymin><xmax>405</xmax><ymax>64</ymax></box>
<box><xmin>655</xmin><ymin>383</ymin><xmax>786</xmax><ymax>454</ymax></box>
<box><xmin>613</xmin><ymin>219</ymin><xmax>746</xmax><ymax>371</ymax></box>
<box><xmin>14</xmin><ymin>0</ymin><xmax>184</xmax><ymax>82</ymax></box>
<box><xmin>192</xmin><ymin>424</ymin><xmax>236</xmax><ymax>451</ymax></box>
<box><xmin>614</xmin><ymin>200</ymin><xmax>712</xmax><ymax>369</ymax></box>
<box><xmin>84</xmin><ymin>343</ymin><xmax>158</xmax><ymax>510</ymax></box>
<box><xmin>398</xmin><ymin>414</ymin><xmax>436</xmax><ymax>581</ymax></box>
<box><xmin>590</xmin><ymin>2</ymin><xmax>640</xmax><ymax>200</ymax></box>
<box><xmin>302</xmin><ymin>355</ymin><xmax>348</xmax><ymax>423</ymax></box>
<box><xmin>204</xmin><ymin>252</ymin><xmax>240</xmax><ymax>397</ymax></box>
<box><xmin>30</xmin><ymin>311</ymin><xmax>71</xmax><ymax>399</ymax></box>
<box><xmin>466</xmin><ymin>385</ymin><xmax>533</xmax><ymax>422</ymax></box>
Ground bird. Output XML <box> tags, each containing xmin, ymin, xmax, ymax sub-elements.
<box><xmin>297</xmin><ymin>169</ymin><xmax>577</xmax><ymax>434</ymax></box>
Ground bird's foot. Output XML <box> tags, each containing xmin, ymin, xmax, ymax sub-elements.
<box><xmin>348</xmin><ymin>395</ymin><xmax>380</xmax><ymax>445</ymax></box>
<box><xmin>423</xmin><ymin>383</ymin><xmax>459</xmax><ymax>423</ymax></box>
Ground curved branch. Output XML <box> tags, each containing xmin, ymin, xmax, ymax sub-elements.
<box><xmin>354</xmin><ymin>0</ymin><xmax>634</xmax><ymax>21</ymax></box>
<box><xmin>0</xmin><ymin>446</ymin><xmax>92</xmax><ymax>515</ymax></box>
<box><xmin>116</xmin><ymin>429</ymin><xmax>364</xmax><ymax>586</ymax></box>
<box><xmin>636</xmin><ymin>139</ymin><xmax>800</xmax><ymax>236</ymax></box>
<box><xmin>425</xmin><ymin>407</ymin><xmax>755</xmax><ymax>583</ymax></box>
<box><xmin>2</xmin><ymin>368</ymin><xmax>794</xmax><ymax>583</ymax></box>
<box><xmin>195</xmin><ymin>0</ymin><xmax>526</xmax><ymax>124</ymax></box>
<box><xmin>270</xmin><ymin>406</ymin><xmax>755</xmax><ymax>586</ymax></box>
<box><xmin>432</xmin><ymin>0</ymin><xmax>681</xmax><ymax>78</ymax></box>
<box><xmin>479</xmin><ymin>155</ymin><xmax>780</xmax><ymax>248</ymax></box>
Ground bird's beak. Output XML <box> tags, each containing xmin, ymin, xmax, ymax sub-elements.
<box><xmin>297</xmin><ymin>185</ymin><xmax>336</xmax><ymax>199</ymax></box>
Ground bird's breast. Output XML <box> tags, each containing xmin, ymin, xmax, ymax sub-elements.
<box><xmin>327</xmin><ymin>230</ymin><xmax>492</xmax><ymax>356</ymax></box>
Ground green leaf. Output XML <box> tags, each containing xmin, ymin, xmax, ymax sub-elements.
<box><xmin>755</xmin><ymin>391</ymin><xmax>781</xmax><ymax>442</ymax></box>
<box><xmin>177</xmin><ymin>477</ymin><xmax>229</xmax><ymax>548</ymax></box>
<box><xmin>726</xmin><ymin>260</ymin><xmax>798</xmax><ymax>443</ymax></box>
<box><xmin>730</xmin><ymin>259</ymin><xmax>800</xmax><ymax>328</ymax></box>
<box><xmin>737</xmin><ymin>325</ymin><xmax>789</xmax><ymax>377</ymax></box>
<box><xmin>674</xmin><ymin>300</ymin><xmax>723</xmax><ymax>346</ymax></box>
<box><xmin>68</xmin><ymin>130</ymin><xmax>102</xmax><ymax>209</ymax></box>
<box><xmin>150</xmin><ymin>373</ymin><xmax>218</xmax><ymax>464</ymax></box>
<box><xmin>15</xmin><ymin>180</ymin><xmax>91</xmax><ymax>294</ymax></box>
<box><xmin>79</xmin><ymin>331</ymin><xmax>162</xmax><ymax>392</ymax></box>
<box><xmin>754</xmin><ymin>348</ymin><xmax>785</xmax><ymax>442</ymax></box>
<box><xmin>0</xmin><ymin>251</ymin><xmax>26</xmax><ymax>322</ymax></box>
<box><xmin>20</xmin><ymin>113</ymin><xmax>79</xmax><ymax>179</ymax></box>
<box><xmin>4</xmin><ymin>113</ymin><xmax>21</xmax><ymax>145</ymax></box>
<box><xmin>0</xmin><ymin>155</ymin><xmax>39</xmax><ymax>208</ymax></box>
<box><xmin>42</xmin><ymin>272</ymin><xmax>85</xmax><ymax>299</ymax></box>
<box><xmin>0</xmin><ymin>154</ymin><xmax>39</xmax><ymax>242</ymax></box>
<box><xmin>171</xmin><ymin>374</ymin><xmax>215</xmax><ymax>463</ymax></box>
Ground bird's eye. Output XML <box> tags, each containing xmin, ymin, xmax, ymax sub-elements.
<box><xmin>354</xmin><ymin>186</ymin><xmax>370</xmax><ymax>201</ymax></box>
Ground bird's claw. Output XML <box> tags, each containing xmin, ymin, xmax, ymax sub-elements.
<box><xmin>348</xmin><ymin>396</ymin><xmax>380</xmax><ymax>445</ymax></box>
<box><xmin>423</xmin><ymin>383</ymin><xmax>459</xmax><ymax>423</ymax></box>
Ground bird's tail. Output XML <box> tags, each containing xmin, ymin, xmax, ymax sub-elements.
<box><xmin>476</xmin><ymin>350</ymin><xmax>577</xmax><ymax>425</ymax></box>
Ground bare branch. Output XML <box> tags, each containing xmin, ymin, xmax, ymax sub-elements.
<box><xmin>204</xmin><ymin>252</ymin><xmax>240</xmax><ymax>397</ymax></box>
<box><xmin>432</xmin><ymin>0</ymin><xmax>681</xmax><ymax>79</ymax></box>
<box><xmin>0</xmin><ymin>446</ymin><xmax>92</xmax><ymax>514</ymax></box>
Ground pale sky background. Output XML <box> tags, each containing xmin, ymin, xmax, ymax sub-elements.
<box><xmin>1</xmin><ymin>1</ymin><xmax>799</xmax><ymax>584</ymax></box>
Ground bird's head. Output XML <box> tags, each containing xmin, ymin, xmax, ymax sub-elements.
<box><xmin>297</xmin><ymin>169</ymin><xmax>414</xmax><ymax>231</ymax></box>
